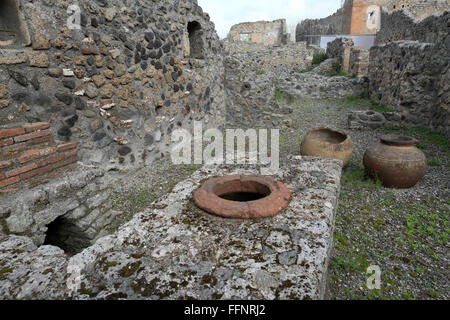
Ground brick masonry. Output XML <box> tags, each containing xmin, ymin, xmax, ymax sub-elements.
<box><xmin>0</xmin><ymin>122</ymin><xmax>79</xmax><ymax>191</ymax></box>
<box><xmin>326</xmin><ymin>38</ymin><xmax>355</xmax><ymax>74</ymax></box>
<box><xmin>349</xmin><ymin>47</ymin><xmax>370</xmax><ymax>77</ymax></box>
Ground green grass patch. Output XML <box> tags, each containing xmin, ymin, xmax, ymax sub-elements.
<box><xmin>369</xmin><ymin>100</ymin><xmax>394</xmax><ymax>113</ymax></box>
<box><xmin>273</xmin><ymin>88</ymin><xmax>297</xmax><ymax>105</ymax></box>
<box><xmin>255</xmin><ymin>69</ymin><xmax>265</xmax><ymax>75</ymax></box>
<box><xmin>384</xmin><ymin>126</ymin><xmax>449</xmax><ymax>151</ymax></box>
<box><xmin>341</xmin><ymin>166</ymin><xmax>382</xmax><ymax>191</ymax></box>
<box><xmin>328</xmin><ymin>61</ymin><xmax>347</xmax><ymax>77</ymax></box>
<box><xmin>428</xmin><ymin>158</ymin><xmax>442</xmax><ymax>166</ymax></box>
<box><xmin>185</xmin><ymin>165</ymin><xmax>199</xmax><ymax>172</ymax></box>
<box><xmin>330</xmin><ymin>255</ymin><xmax>363</xmax><ymax>272</ymax></box>
<box><xmin>0</xmin><ymin>267</ymin><xmax>13</xmax><ymax>280</ymax></box>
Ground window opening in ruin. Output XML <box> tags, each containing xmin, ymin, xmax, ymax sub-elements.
<box><xmin>240</xmin><ymin>33</ymin><xmax>251</xmax><ymax>42</ymax></box>
<box><xmin>44</xmin><ymin>216</ymin><xmax>92</xmax><ymax>256</ymax></box>
<box><xmin>0</xmin><ymin>0</ymin><xmax>29</xmax><ymax>46</ymax></box>
<box><xmin>187</xmin><ymin>21</ymin><xmax>204</xmax><ymax>59</ymax></box>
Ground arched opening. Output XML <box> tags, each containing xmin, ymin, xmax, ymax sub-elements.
<box><xmin>187</xmin><ymin>21</ymin><xmax>204</xmax><ymax>59</ymax></box>
<box><xmin>44</xmin><ymin>216</ymin><xmax>92</xmax><ymax>256</ymax></box>
<box><xmin>0</xmin><ymin>0</ymin><xmax>29</xmax><ymax>46</ymax></box>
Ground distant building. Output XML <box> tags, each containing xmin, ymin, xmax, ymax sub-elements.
<box><xmin>296</xmin><ymin>0</ymin><xmax>387</xmax><ymax>45</ymax></box>
<box><xmin>226</xmin><ymin>19</ymin><xmax>289</xmax><ymax>46</ymax></box>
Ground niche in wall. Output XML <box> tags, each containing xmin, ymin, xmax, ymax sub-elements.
<box><xmin>187</xmin><ymin>21</ymin><xmax>204</xmax><ymax>59</ymax></box>
<box><xmin>0</xmin><ymin>0</ymin><xmax>30</xmax><ymax>46</ymax></box>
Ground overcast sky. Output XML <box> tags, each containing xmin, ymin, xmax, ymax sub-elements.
<box><xmin>197</xmin><ymin>0</ymin><xmax>343</xmax><ymax>38</ymax></box>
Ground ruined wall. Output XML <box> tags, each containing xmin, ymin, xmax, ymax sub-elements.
<box><xmin>296</xmin><ymin>6</ymin><xmax>347</xmax><ymax>42</ymax></box>
<box><xmin>326</xmin><ymin>38</ymin><xmax>355</xmax><ymax>73</ymax></box>
<box><xmin>384</xmin><ymin>0</ymin><xmax>449</xmax><ymax>20</ymax></box>
<box><xmin>368</xmin><ymin>6</ymin><xmax>449</xmax><ymax>136</ymax></box>
<box><xmin>369</xmin><ymin>40</ymin><xmax>449</xmax><ymax>136</ymax></box>
<box><xmin>0</xmin><ymin>0</ymin><xmax>225</xmax><ymax>172</ymax></box>
<box><xmin>296</xmin><ymin>0</ymin><xmax>387</xmax><ymax>42</ymax></box>
<box><xmin>227</xmin><ymin>19</ymin><xmax>288</xmax><ymax>46</ymax></box>
<box><xmin>224</xmin><ymin>42</ymin><xmax>314</xmax><ymax>126</ymax></box>
<box><xmin>376</xmin><ymin>4</ymin><xmax>449</xmax><ymax>44</ymax></box>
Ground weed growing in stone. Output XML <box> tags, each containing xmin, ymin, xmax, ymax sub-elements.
<box><xmin>428</xmin><ymin>158</ymin><xmax>442</xmax><ymax>166</ymax></box>
<box><xmin>312</xmin><ymin>52</ymin><xmax>328</xmax><ymax>65</ymax></box>
<box><xmin>369</xmin><ymin>100</ymin><xmax>394</xmax><ymax>113</ymax></box>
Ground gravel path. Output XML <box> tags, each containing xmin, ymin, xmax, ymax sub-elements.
<box><xmin>274</xmin><ymin>96</ymin><xmax>449</xmax><ymax>300</ymax></box>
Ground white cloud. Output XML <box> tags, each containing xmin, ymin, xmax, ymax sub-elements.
<box><xmin>197</xmin><ymin>0</ymin><xmax>342</xmax><ymax>38</ymax></box>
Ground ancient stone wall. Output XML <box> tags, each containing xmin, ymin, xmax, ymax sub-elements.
<box><xmin>296</xmin><ymin>0</ymin><xmax>387</xmax><ymax>42</ymax></box>
<box><xmin>376</xmin><ymin>6</ymin><xmax>449</xmax><ymax>44</ymax></box>
<box><xmin>296</xmin><ymin>6</ymin><xmax>347</xmax><ymax>42</ymax></box>
<box><xmin>326</xmin><ymin>38</ymin><xmax>354</xmax><ymax>73</ymax></box>
<box><xmin>0</xmin><ymin>0</ymin><xmax>225</xmax><ymax>172</ymax></box>
<box><xmin>227</xmin><ymin>19</ymin><xmax>289</xmax><ymax>46</ymax></box>
<box><xmin>368</xmin><ymin>5</ymin><xmax>449</xmax><ymax>136</ymax></box>
<box><xmin>369</xmin><ymin>40</ymin><xmax>449</xmax><ymax>136</ymax></box>
<box><xmin>224</xmin><ymin>42</ymin><xmax>314</xmax><ymax>121</ymax></box>
<box><xmin>384</xmin><ymin>0</ymin><xmax>449</xmax><ymax>20</ymax></box>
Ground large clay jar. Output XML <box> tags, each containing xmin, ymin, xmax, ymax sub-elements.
<box><xmin>363</xmin><ymin>134</ymin><xmax>427</xmax><ymax>188</ymax></box>
<box><xmin>300</xmin><ymin>127</ymin><xmax>354</xmax><ymax>166</ymax></box>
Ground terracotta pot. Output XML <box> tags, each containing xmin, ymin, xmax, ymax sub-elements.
<box><xmin>363</xmin><ymin>134</ymin><xmax>427</xmax><ymax>188</ymax></box>
<box><xmin>300</xmin><ymin>127</ymin><xmax>353</xmax><ymax>166</ymax></box>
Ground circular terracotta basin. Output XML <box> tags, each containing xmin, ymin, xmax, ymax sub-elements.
<box><xmin>193</xmin><ymin>175</ymin><xmax>291</xmax><ymax>219</ymax></box>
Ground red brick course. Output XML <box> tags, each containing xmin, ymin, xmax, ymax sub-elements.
<box><xmin>0</xmin><ymin>176</ymin><xmax>20</xmax><ymax>188</ymax></box>
<box><xmin>0</xmin><ymin>160</ymin><xmax>13</xmax><ymax>169</ymax></box>
<box><xmin>36</xmin><ymin>154</ymin><xmax>65</xmax><ymax>168</ymax></box>
<box><xmin>26</xmin><ymin>135</ymin><xmax>53</xmax><ymax>146</ymax></box>
<box><xmin>5</xmin><ymin>162</ymin><xmax>38</xmax><ymax>178</ymax></box>
<box><xmin>0</xmin><ymin>128</ymin><xmax>25</xmax><ymax>139</ymax></box>
<box><xmin>54</xmin><ymin>155</ymin><xmax>79</xmax><ymax>169</ymax></box>
<box><xmin>18</xmin><ymin>147</ymin><xmax>57</xmax><ymax>164</ymax></box>
<box><xmin>57</xmin><ymin>142</ymin><xmax>78</xmax><ymax>152</ymax></box>
<box><xmin>24</xmin><ymin>122</ymin><xmax>51</xmax><ymax>133</ymax></box>
<box><xmin>0</xmin><ymin>139</ymin><xmax>14</xmax><ymax>147</ymax></box>
<box><xmin>13</xmin><ymin>129</ymin><xmax>52</xmax><ymax>143</ymax></box>
<box><xmin>20</xmin><ymin>163</ymin><xmax>55</xmax><ymax>180</ymax></box>
<box><xmin>0</xmin><ymin>122</ymin><xmax>79</xmax><ymax>190</ymax></box>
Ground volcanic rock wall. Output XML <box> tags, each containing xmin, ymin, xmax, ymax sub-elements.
<box><xmin>383</xmin><ymin>0</ymin><xmax>449</xmax><ymax>21</ymax></box>
<box><xmin>0</xmin><ymin>0</ymin><xmax>226</xmax><ymax>171</ymax></box>
<box><xmin>376</xmin><ymin>2</ymin><xmax>450</xmax><ymax>44</ymax></box>
<box><xmin>369</xmin><ymin>9</ymin><xmax>449</xmax><ymax>136</ymax></box>
<box><xmin>296</xmin><ymin>5</ymin><xmax>348</xmax><ymax>42</ymax></box>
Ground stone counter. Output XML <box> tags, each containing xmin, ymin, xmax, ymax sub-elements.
<box><xmin>0</xmin><ymin>156</ymin><xmax>342</xmax><ymax>299</ymax></box>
